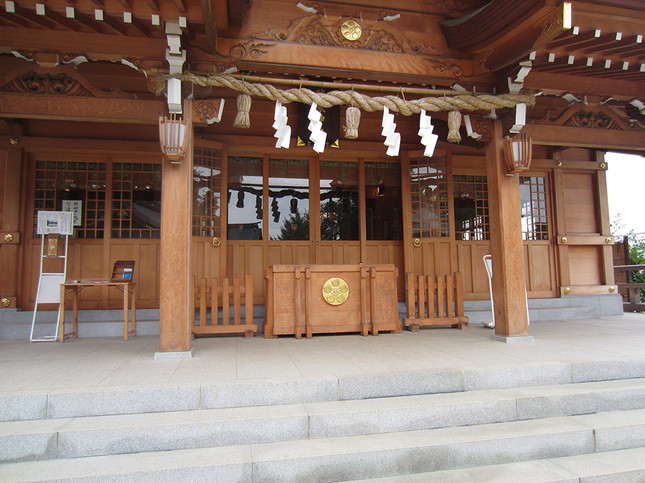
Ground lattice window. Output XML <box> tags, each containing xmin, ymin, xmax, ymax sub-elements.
<box><xmin>520</xmin><ymin>176</ymin><xmax>549</xmax><ymax>241</ymax></box>
<box><xmin>453</xmin><ymin>174</ymin><xmax>489</xmax><ymax>241</ymax></box>
<box><xmin>33</xmin><ymin>160</ymin><xmax>107</xmax><ymax>239</ymax></box>
<box><xmin>111</xmin><ymin>162</ymin><xmax>161</xmax><ymax>239</ymax></box>
<box><xmin>410</xmin><ymin>156</ymin><xmax>449</xmax><ymax>238</ymax></box>
<box><xmin>193</xmin><ymin>147</ymin><xmax>223</xmax><ymax>237</ymax></box>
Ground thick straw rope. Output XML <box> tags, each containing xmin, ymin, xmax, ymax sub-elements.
<box><xmin>155</xmin><ymin>73</ymin><xmax>534</xmax><ymax>115</ymax></box>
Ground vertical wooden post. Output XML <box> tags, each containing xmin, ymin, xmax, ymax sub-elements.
<box><xmin>485</xmin><ymin>120</ymin><xmax>529</xmax><ymax>338</ymax></box>
<box><xmin>159</xmin><ymin>100</ymin><xmax>193</xmax><ymax>353</ymax></box>
<box><xmin>0</xmin><ymin>123</ymin><xmax>23</xmax><ymax>309</ymax></box>
<box><xmin>596</xmin><ymin>152</ymin><xmax>614</xmax><ymax>286</ymax></box>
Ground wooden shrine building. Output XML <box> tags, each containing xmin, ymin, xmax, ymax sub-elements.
<box><xmin>1</xmin><ymin>0</ymin><xmax>644</xmax><ymax>352</ymax></box>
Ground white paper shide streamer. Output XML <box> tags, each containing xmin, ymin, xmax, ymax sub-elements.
<box><xmin>381</xmin><ymin>106</ymin><xmax>401</xmax><ymax>157</ymax></box>
<box><xmin>463</xmin><ymin>115</ymin><xmax>482</xmax><ymax>140</ymax></box>
<box><xmin>272</xmin><ymin>101</ymin><xmax>290</xmax><ymax>149</ymax></box>
<box><xmin>308</xmin><ymin>102</ymin><xmax>327</xmax><ymax>153</ymax></box>
<box><xmin>509</xmin><ymin>103</ymin><xmax>527</xmax><ymax>134</ymax></box>
<box><xmin>418</xmin><ymin>109</ymin><xmax>439</xmax><ymax>157</ymax></box>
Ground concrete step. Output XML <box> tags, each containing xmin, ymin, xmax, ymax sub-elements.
<box><xmin>4</xmin><ymin>360</ymin><xmax>645</xmax><ymax>422</ymax></box>
<box><xmin>1</xmin><ymin>409</ymin><xmax>645</xmax><ymax>482</ymax></box>
<box><xmin>466</xmin><ymin>305</ymin><xmax>597</xmax><ymax>325</ymax></box>
<box><xmin>3</xmin><ymin>379</ymin><xmax>645</xmax><ymax>463</ymax></box>
<box><xmin>0</xmin><ymin>309</ymin><xmax>161</xmax><ymax>340</ymax></box>
<box><xmin>359</xmin><ymin>446</ymin><xmax>645</xmax><ymax>482</ymax></box>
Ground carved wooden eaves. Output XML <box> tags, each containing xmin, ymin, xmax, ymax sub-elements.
<box><xmin>0</xmin><ymin>64</ymin><xmax>132</xmax><ymax>98</ymax></box>
<box><xmin>537</xmin><ymin>103</ymin><xmax>643</xmax><ymax>132</ymax></box>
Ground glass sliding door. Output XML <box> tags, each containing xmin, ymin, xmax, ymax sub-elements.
<box><xmin>319</xmin><ymin>160</ymin><xmax>359</xmax><ymax>241</ymax></box>
<box><xmin>268</xmin><ymin>158</ymin><xmax>310</xmax><ymax>241</ymax></box>
<box><xmin>365</xmin><ymin>161</ymin><xmax>402</xmax><ymax>241</ymax></box>
<box><xmin>227</xmin><ymin>156</ymin><xmax>263</xmax><ymax>240</ymax></box>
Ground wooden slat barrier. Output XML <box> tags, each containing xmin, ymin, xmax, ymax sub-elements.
<box><xmin>404</xmin><ymin>272</ymin><xmax>469</xmax><ymax>330</ymax></box>
<box><xmin>192</xmin><ymin>275</ymin><xmax>257</xmax><ymax>337</ymax></box>
<box><xmin>614</xmin><ymin>264</ymin><xmax>645</xmax><ymax>312</ymax></box>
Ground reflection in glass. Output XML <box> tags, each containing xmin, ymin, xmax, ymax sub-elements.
<box><xmin>320</xmin><ymin>161</ymin><xmax>359</xmax><ymax>241</ymax></box>
<box><xmin>269</xmin><ymin>159</ymin><xmax>309</xmax><ymax>240</ymax></box>
<box><xmin>520</xmin><ymin>176</ymin><xmax>549</xmax><ymax>240</ymax></box>
<box><xmin>453</xmin><ymin>174</ymin><xmax>489</xmax><ymax>241</ymax></box>
<box><xmin>112</xmin><ymin>163</ymin><xmax>161</xmax><ymax>239</ymax></box>
<box><xmin>227</xmin><ymin>156</ymin><xmax>263</xmax><ymax>240</ymax></box>
<box><xmin>365</xmin><ymin>162</ymin><xmax>402</xmax><ymax>240</ymax></box>
<box><xmin>193</xmin><ymin>147</ymin><xmax>222</xmax><ymax>237</ymax></box>
<box><xmin>410</xmin><ymin>156</ymin><xmax>448</xmax><ymax>238</ymax></box>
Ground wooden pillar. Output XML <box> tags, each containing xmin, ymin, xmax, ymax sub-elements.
<box><xmin>596</xmin><ymin>152</ymin><xmax>615</xmax><ymax>286</ymax></box>
<box><xmin>485</xmin><ymin>120</ymin><xmax>529</xmax><ymax>337</ymax></box>
<box><xmin>159</xmin><ymin>101</ymin><xmax>193</xmax><ymax>353</ymax></box>
<box><xmin>0</xmin><ymin>123</ymin><xmax>24</xmax><ymax>309</ymax></box>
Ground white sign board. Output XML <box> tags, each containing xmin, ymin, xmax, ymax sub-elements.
<box><xmin>62</xmin><ymin>200</ymin><xmax>83</xmax><ymax>226</ymax></box>
<box><xmin>37</xmin><ymin>211</ymin><xmax>74</xmax><ymax>235</ymax></box>
<box><xmin>36</xmin><ymin>273</ymin><xmax>66</xmax><ymax>304</ymax></box>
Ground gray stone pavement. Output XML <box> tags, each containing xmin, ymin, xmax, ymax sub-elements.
<box><xmin>1</xmin><ymin>313</ymin><xmax>644</xmax><ymax>394</ymax></box>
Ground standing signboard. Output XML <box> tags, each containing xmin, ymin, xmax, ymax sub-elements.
<box><xmin>30</xmin><ymin>211</ymin><xmax>74</xmax><ymax>342</ymax></box>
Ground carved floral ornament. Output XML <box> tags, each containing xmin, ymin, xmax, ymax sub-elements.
<box><xmin>0</xmin><ymin>64</ymin><xmax>134</xmax><ymax>99</ymax></box>
<box><xmin>226</xmin><ymin>11</ymin><xmax>465</xmax><ymax>78</ymax></box>
<box><xmin>0</xmin><ymin>71</ymin><xmax>93</xmax><ymax>97</ymax></box>
<box><xmin>539</xmin><ymin>104</ymin><xmax>637</xmax><ymax>131</ymax></box>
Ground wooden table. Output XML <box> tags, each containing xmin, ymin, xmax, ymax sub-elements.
<box><xmin>58</xmin><ymin>281</ymin><xmax>136</xmax><ymax>342</ymax></box>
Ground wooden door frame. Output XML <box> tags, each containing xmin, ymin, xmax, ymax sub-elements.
<box><xmin>192</xmin><ymin>138</ymin><xmax>228</xmax><ymax>282</ymax></box>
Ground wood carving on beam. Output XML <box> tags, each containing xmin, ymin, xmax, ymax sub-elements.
<box><xmin>533</xmin><ymin>6</ymin><xmax>567</xmax><ymax>48</ymax></box>
<box><xmin>229</xmin><ymin>40</ymin><xmax>277</xmax><ymax>60</ymax></box>
<box><xmin>471</xmin><ymin>117</ymin><xmax>492</xmax><ymax>143</ymax></box>
<box><xmin>563</xmin><ymin>111</ymin><xmax>620</xmax><ymax>130</ymax></box>
<box><xmin>1</xmin><ymin>72</ymin><xmax>94</xmax><ymax>97</ymax></box>
<box><xmin>0</xmin><ymin>65</ymin><xmax>131</xmax><ymax>99</ymax></box>
<box><xmin>536</xmin><ymin>104</ymin><xmax>641</xmax><ymax>132</ymax></box>
<box><xmin>227</xmin><ymin>14</ymin><xmax>467</xmax><ymax>79</ymax></box>
<box><xmin>193</xmin><ymin>99</ymin><xmax>223</xmax><ymax>125</ymax></box>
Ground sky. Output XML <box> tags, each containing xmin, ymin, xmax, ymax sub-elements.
<box><xmin>605</xmin><ymin>152</ymin><xmax>645</xmax><ymax>237</ymax></box>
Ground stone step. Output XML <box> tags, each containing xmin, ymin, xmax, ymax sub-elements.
<box><xmin>0</xmin><ymin>309</ymin><xmax>161</xmax><ymax>340</ymax></box>
<box><xmin>1</xmin><ymin>409</ymin><xmax>644</xmax><ymax>482</ymax></box>
<box><xmin>359</xmin><ymin>446</ymin><xmax>645</xmax><ymax>482</ymax></box>
<box><xmin>4</xmin><ymin>360</ymin><xmax>645</xmax><ymax>422</ymax></box>
<box><xmin>465</xmin><ymin>305</ymin><xmax>597</xmax><ymax>325</ymax></box>
<box><xmin>3</xmin><ymin>379</ymin><xmax>645</xmax><ymax>462</ymax></box>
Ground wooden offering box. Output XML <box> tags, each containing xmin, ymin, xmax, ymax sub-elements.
<box><xmin>264</xmin><ymin>264</ymin><xmax>401</xmax><ymax>338</ymax></box>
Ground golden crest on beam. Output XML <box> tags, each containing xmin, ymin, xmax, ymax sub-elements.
<box><xmin>340</xmin><ymin>20</ymin><xmax>362</xmax><ymax>41</ymax></box>
<box><xmin>322</xmin><ymin>277</ymin><xmax>350</xmax><ymax>305</ymax></box>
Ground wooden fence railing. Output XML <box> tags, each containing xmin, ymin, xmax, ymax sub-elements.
<box><xmin>614</xmin><ymin>264</ymin><xmax>645</xmax><ymax>312</ymax></box>
<box><xmin>404</xmin><ymin>272</ymin><xmax>469</xmax><ymax>330</ymax></box>
<box><xmin>192</xmin><ymin>275</ymin><xmax>257</xmax><ymax>337</ymax></box>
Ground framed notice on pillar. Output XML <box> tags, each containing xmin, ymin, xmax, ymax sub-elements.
<box><xmin>37</xmin><ymin>211</ymin><xmax>74</xmax><ymax>235</ymax></box>
<box><xmin>62</xmin><ymin>200</ymin><xmax>82</xmax><ymax>226</ymax></box>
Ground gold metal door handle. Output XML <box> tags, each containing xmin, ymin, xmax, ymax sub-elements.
<box><xmin>413</xmin><ymin>238</ymin><xmax>421</xmax><ymax>248</ymax></box>
<box><xmin>211</xmin><ymin>237</ymin><xmax>221</xmax><ymax>247</ymax></box>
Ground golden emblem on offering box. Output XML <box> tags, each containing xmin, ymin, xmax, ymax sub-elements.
<box><xmin>322</xmin><ymin>277</ymin><xmax>349</xmax><ymax>305</ymax></box>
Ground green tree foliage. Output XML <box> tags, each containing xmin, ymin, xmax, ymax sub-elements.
<box><xmin>629</xmin><ymin>237</ymin><xmax>645</xmax><ymax>304</ymax></box>
<box><xmin>275</xmin><ymin>211</ymin><xmax>309</xmax><ymax>240</ymax></box>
